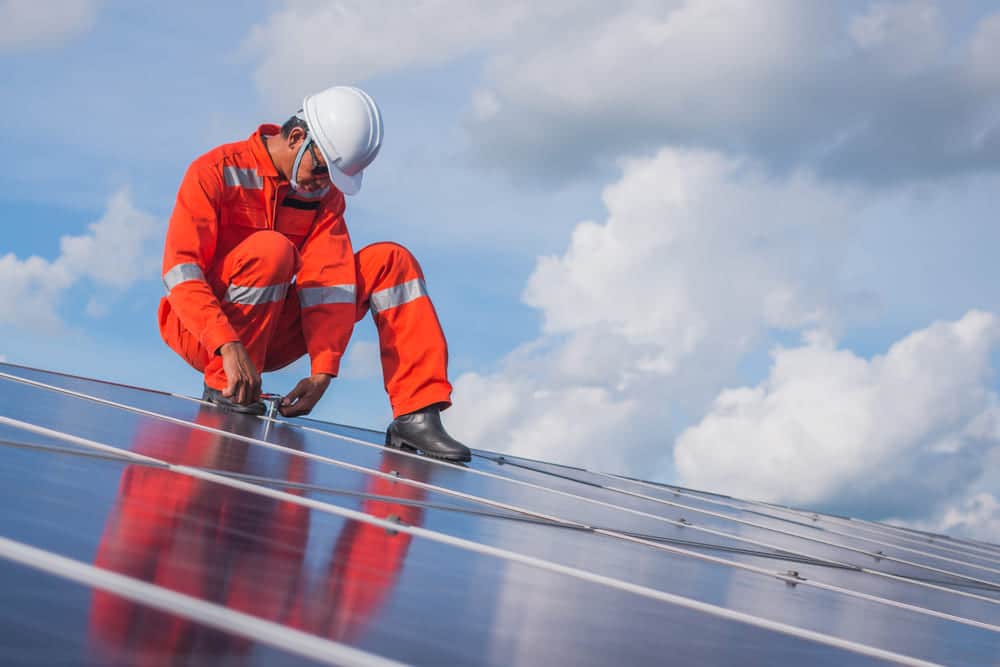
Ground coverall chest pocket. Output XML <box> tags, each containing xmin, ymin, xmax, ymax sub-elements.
<box><xmin>275</xmin><ymin>207</ymin><xmax>315</xmax><ymax>243</ymax></box>
<box><xmin>221</xmin><ymin>203</ymin><xmax>269</xmax><ymax>229</ymax></box>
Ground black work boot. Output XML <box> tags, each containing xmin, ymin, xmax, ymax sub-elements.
<box><xmin>386</xmin><ymin>405</ymin><xmax>471</xmax><ymax>462</ymax></box>
<box><xmin>202</xmin><ymin>384</ymin><xmax>266</xmax><ymax>416</ymax></box>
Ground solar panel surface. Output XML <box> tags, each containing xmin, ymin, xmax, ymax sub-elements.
<box><xmin>0</xmin><ymin>363</ymin><xmax>996</xmax><ymax>666</ymax></box>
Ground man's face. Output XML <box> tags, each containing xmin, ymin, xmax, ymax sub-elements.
<box><xmin>290</xmin><ymin>129</ymin><xmax>331</xmax><ymax>193</ymax></box>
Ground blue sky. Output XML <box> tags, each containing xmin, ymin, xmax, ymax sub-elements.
<box><xmin>1</xmin><ymin>0</ymin><xmax>998</xmax><ymax>540</ymax></box>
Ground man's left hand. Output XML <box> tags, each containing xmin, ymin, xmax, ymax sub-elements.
<box><xmin>279</xmin><ymin>373</ymin><xmax>333</xmax><ymax>417</ymax></box>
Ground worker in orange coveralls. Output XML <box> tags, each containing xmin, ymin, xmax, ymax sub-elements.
<box><xmin>158</xmin><ymin>85</ymin><xmax>470</xmax><ymax>461</ymax></box>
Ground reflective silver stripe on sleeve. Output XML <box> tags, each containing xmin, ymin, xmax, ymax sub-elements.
<box><xmin>370</xmin><ymin>278</ymin><xmax>428</xmax><ymax>314</ymax></box>
<box><xmin>299</xmin><ymin>284</ymin><xmax>357</xmax><ymax>308</ymax></box>
<box><xmin>223</xmin><ymin>167</ymin><xmax>264</xmax><ymax>189</ymax></box>
<box><xmin>162</xmin><ymin>263</ymin><xmax>206</xmax><ymax>293</ymax></box>
<box><xmin>224</xmin><ymin>283</ymin><xmax>289</xmax><ymax>306</ymax></box>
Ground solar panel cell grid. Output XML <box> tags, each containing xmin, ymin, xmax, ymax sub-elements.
<box><xmin>0</xmin><ymin>363</ymin><xmax>996</xmax><ymax>666</ymax></box>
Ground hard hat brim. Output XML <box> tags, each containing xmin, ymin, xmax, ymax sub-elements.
<box><xmin>326</xmin><ymin>161</ymin><xmax>363</xmax><ymax>196</ymax></box>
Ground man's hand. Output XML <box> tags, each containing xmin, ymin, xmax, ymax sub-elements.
<box><xmin>219</xmin><ymin>342</ymin><xmax>261</xmax><ymax>404</ymax></box>
<box><xmin>280</xmin><ymin>373</ymin><xmax>332</xmax><ymax>417</ymax></box>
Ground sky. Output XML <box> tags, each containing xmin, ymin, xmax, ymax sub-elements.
<box><xmin>1</xmin><ymin>0</ymin><xmax>998</xmax><ymax>541</ymax></box>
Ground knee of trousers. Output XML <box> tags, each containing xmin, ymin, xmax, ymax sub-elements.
<box><xmin>244</xmin><ymin>230</ymin><xmax>299</xmax><ymax>283</ymax></box>
<box><xmin>361</xmin><ymin>241</ymin><xmax>422</xmax><ymax>276</ymax></box>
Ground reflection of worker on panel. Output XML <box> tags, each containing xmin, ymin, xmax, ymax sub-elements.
<box><xmin>89</xmin><ymin>408</ymin><xmax>429</xmax><ymax>662</ymax></box>
<box><xmin>89</xmin><ymin>411</ymin><xmax>310</xmax><ymax>663</ymax></box>
<box><xmin>294</xmin><ymin>455</ymin><xmax>428</xmax><ymax>643</ymax></box>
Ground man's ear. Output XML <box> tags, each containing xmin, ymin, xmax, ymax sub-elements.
<box><xmin>287</xmin><ymin>126</ymin><xmax>306</xmax><ymax>150</ymax></box>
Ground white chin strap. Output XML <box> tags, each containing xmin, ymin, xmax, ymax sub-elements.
<box><xmin>289</xmin><ymin>136</ymin><xmax>330</xmax><ymax>198</ymax></box>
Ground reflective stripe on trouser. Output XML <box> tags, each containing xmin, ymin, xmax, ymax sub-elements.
<box><xmin>264</xmin><ymin>242</ymin><xmax>452</xmax><ymax>417</ymax></box>
<box><xmin>158</xmin><ymin>230</ymin><xmax>299</xmax><ymax>391</ymax></box>
<box><xmin>159</xmin><ymin>239</ymin><xmax>451</xmax><ymax>415</ymax></box>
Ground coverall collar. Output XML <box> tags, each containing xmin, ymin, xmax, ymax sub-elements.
<box><xmin>250</xmin><ymin>124</ymin><xmax>282</xmax><ymax>179</ymax></box>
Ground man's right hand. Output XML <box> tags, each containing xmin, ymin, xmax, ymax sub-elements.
<box><xmin>219</xmin><ymin>341</ymin><xmax>261</xmax><ymax>404</ymax></box>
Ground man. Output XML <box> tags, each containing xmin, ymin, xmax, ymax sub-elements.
<box><xmin>158</xmin><ymin>85</ymin><xmax>470</xmax><ymax>461</ymax></box>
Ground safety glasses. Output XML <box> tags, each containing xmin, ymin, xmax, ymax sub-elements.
<box><xmin>307</xmin><ymin>140</ymin><xmax>329</xmax><ymax>176</ymax></box>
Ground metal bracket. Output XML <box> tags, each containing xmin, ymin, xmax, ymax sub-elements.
<box><xmin>260</xmin><ymin>392</ymin><xmax>282</xmax><ymax>440</ymax></box>
<box><xmin>779</xmin><ymin>569</ymin><xmax>807</xmax><ymax>587</ymax></box>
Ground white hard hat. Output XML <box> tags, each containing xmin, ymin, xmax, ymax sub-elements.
<box><xmin>302</xmin><ymin>86</ymin><xmax>383</xmax><ymax>195</ymax></box>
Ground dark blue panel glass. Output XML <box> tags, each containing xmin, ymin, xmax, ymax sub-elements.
<box><xmin>0</xmin><ymin>364</ymin><xmax>998</xmax><ymax>666</ymax></box>
<box><xmin>0</xmin><ymin>429</ymin><xmax>905</xmax><ymax>667</ymax></box>
<box><xmin>481</xmin><ymin>451</ymin><xmax>1000</xmax><ymax>588</ymax></box>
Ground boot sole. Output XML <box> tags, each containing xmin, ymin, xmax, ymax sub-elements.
<box><xmin>385</xmin><ymin>431</ymin><xmax>471</xmax><ymax>462</ymax></box>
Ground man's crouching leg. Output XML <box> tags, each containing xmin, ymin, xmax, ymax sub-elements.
<box><xmin>355</xmin><ymin>242</ymin><xmax>471</xmax><ymax>462</ymax></box>
<box><xmin>159</xmin><ymin>230</ymin><xmax>300</xmax><ymax>415</ymax></box>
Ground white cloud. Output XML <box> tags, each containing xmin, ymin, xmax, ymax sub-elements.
<box><xmin>0</xmin><ymin>252</ymin><xmax>74</xmax><ymax>331</ymax></box>
<box><xmin>0</xmin><ymin>0</ymin><xmax>101</xmax><ymax>51</ymax></box>
<box><xmin>449</xmin><ymin>147</ymin><xmax>865</xmax><ymax>472</ymax></box>
<box><xmin>674</xmin><ymin>311</ymin><xmax>1000</xmax><ymax>520</ymax></box>
<box><xmin>934</xmin><ymin>494</ymin><xmax>1000</xmax><ymax>542</ymax></box>
<box><xmin>243</xmin><ymin>0</ymin><xmax>557</xmax><ymax>107</ymax></box>
<box><xmin>0</xmin><ymin>189</ymin><xmax>161</xmax><ymax>331</ymax></box>
<box><xmin>446</xmin><ymin>144</ymin><xmax>999</xmax><ymax>536</ymax></box>
<box><xmin>891</xmin><ymin>441</ymin><xmax>1000</xmax><ymax>541</ymax></box>
<box><xmin>467</xmin><ymin>0</ymin><xmax>1000</xmax><ymax>184</ymax></box>
<box><xmin>898</xmin><ymin>493</ymin><xmax>1000</xmax><ymax>543</ymax></box>
<box><xmin>58</xmin><ymin>190</ymin><xmax>162</xmax><ymax>289</ymax></box>
<box><xmin>968</xmin><ymin>12</ymin><xmax>1000</xmax><ymax>89</ymax></box>
<box><xmin>849</xmin><ymin>0</ymin><xmax>944</xmax><ymax>71</ymax></box>
<box><xmin>452</xmin><ymin>369</ymin><xmax>641</xmax><ymax>473</ymax></box>
<box><xmin>246</xmin><ymin>1</ymin><xmax>1000</xmax><ymax>186</ymax></box>
<box><xmin>523</xmin><ymin>149</ymin><xmax>855</xmax><ymax>343</ymax></box>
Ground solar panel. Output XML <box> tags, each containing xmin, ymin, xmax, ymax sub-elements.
<box><xmin>0</xmin><ymin>362</ymin><xmax>996</xmax><ymax>666</ymax></box>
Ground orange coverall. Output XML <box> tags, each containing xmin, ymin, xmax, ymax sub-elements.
<box><xmin>158</xmin><ymin>125</ymin><xmax>452</xmax><ymax>416</ymax></box>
